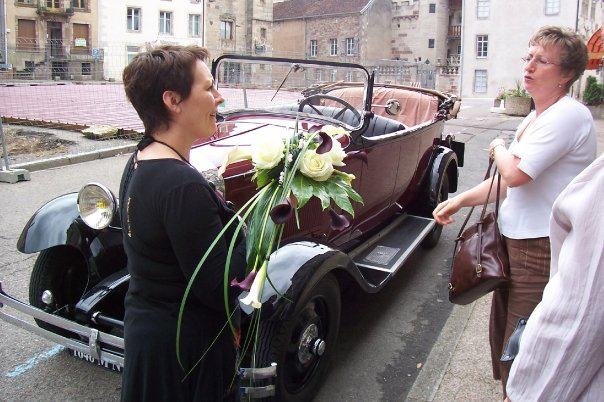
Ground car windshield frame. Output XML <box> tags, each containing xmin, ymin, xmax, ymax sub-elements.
<box><xmin>211</xmin><ymin>54</ymin><xmax>373</xmax><ymax>131</ymax></box>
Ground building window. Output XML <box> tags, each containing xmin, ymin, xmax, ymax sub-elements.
<box><xmin>46</xmin><ymin>0</ymin><xmax>60</xmax><ymax>8</ymax></box>
<box><xmin>16</xmin><ymin>0</ymin><xmax>35</xmax><ymax>5</ymax></box>
<box><xmin>476</xmin><ymin>35</ymin><xmax>488</xmax><ymax>58</ymax></box>
<box><xmin>17</xmin><ymin>19</ymin><xmax>36</xmax><ymax>50</ymax></box>
<box><xmin>127</xmin><ymin>46</ymin><xmax>139</xmax><ymax>64</ymax></box>
<box><xmin>330</xmin><ymin>38</ymin><xmax>338</xmax><ymax>56</ymax></box>
<box><xmin>220</xmin><ymin>21</ymin><xmax>233</xmax><ymax>40</ymax></box>
<box><xmin>474</xmin><ymin>69</ymin><xmax>488</xmax><ymax>93</ymax></box>
<box><xmin>346</xmin><ymin>37</ymin><xmax>355</xmax><ymax>55</ymax></box>
<box><xmin>72</xmin><ymin>23</ymin><xmax>89</xmax><ymax>52</ymax></box>
<box><xmin>346</xmin><ymin>71</ymin><xmax>354</xmax><ymax>81</ymax></box>
<box><xmin>189</xmin><ymin>14</ymin><xmax>200</xmax><ymax>37</ymax></box>
<box><xmin>476</xmin><ymin>0</ymin><xmax>490</xmax><ymax>19</ymax></box>
<box><xmin>260</xmin><ymin>27</ymin><xmax>267</xmax><ymax>40</ymax></box>
<box><xmin>310</xmin><ymin>39</ymin><xmax>317</xmax><ymax>57</ymax></box>
<box><xmin>428</xmin><ymin>38</ymin><xmax>435</xmax><ymax>48</ymax></box>
<box><xmin>127</xmin><ymin>8</ymin><xmax>141</xmax><ymax>31</ymax></box>
<box><xmin>331</xmin><ymin>69</ymin><xmax>337</xmax><ymax>81</ymax></box>
<box><xmin>82</xmin><ymin>62</ymin><xmax>91</xmax><ymax>75</ymax></box>
<box><xmin>545</xmin><ymin>0</ymin><xmax>560</xmax><ymax>15</ymax></box>
<box><xmin>71</xmin><ymin>0</ymin><xmax>86</xmax><ymax>8</ymax></box>
<box><xmin>457</xmin><ymin>44</ymin><xmax>462</xmax><ymax>54</ymax></box>
<box><xmin>159</xmin><ymin>11</ymin><xmax>172</xmax><ymax>35</ymax></box>
<box><xmin>429</xmin><ymin>3</ymin><xmax>436</xmax><ymax>13</ymax></box>
<box><xmin>316</xmin><ymin>69</ymin><xmax>322</xmax><ymax>81</ymax></box>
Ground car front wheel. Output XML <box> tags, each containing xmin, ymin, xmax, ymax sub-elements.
<box><xmin>255</xmin><ymin>273</ymin><xmax>341</xmax><ymax>401</ymax></box>
<box><xmin>29</xmin><ymin>247</ymin><xmax>88</xmax><ymax>336</ymax></box>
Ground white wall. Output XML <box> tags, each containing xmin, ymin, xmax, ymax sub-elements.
<box><xmin>99</xmin><ymin>0</ymin><xmax>205</xmax><ymax>80</ymax></box>
<box><xmin>460</xmin><ymin>0</ymin><xmax>581</xmax><ymax>98</ymax></box>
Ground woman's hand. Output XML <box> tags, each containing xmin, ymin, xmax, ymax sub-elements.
<box><xmin>488</xmin><ymin>138</ymin><xmax>506</xmax><ymax>159</ymax></box>
<box><xmin>433</xmin><ymin>196</ymin><xmax>462</xmax><ymax>225</ymax></box>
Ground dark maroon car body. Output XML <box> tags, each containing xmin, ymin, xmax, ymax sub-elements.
<box><xmin>0</xmin><ymin>55</ymin><xmax>463</xmax><ymax>401</ymax></box>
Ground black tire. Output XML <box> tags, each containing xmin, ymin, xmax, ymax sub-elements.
<box><xmin>421</xmin><ymin>174</ymin><xmax>449</xmax><ymax>249</ymax></box>
<box><xmin>29</xmin><ymin>247</ymin><xmax>88</xmax><ymax>336</ymax></box>
<box><xmin>255</xmin><ymin>273</ymin><xmax>341</xmax><ymax>402</ymax></box>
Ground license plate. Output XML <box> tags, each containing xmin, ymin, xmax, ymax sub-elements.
<box><xmin>70</xmin><ymin>349</ymin><xmax>123</xmax><ymax>373</ymax></box>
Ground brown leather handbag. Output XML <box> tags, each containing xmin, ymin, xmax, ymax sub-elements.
<box><xmin>448</xmin><ymin>160</ymin><xmax>510</xmax><ymax>305</ymax></box>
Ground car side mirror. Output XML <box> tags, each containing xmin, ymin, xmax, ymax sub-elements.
<box><xmin>371</xmin><ymin>99</ymin><xmax>401</xmax><ymax>116</ymax></box>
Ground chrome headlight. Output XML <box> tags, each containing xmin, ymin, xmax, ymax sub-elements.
<box><xmin>77</xmin><ymin>183</ymin><xmax>117</xmax><ymax>230</ymax></box>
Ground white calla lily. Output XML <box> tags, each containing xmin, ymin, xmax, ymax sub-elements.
<box><xmin>240</xmin><ymin>261</ymin><xmax>268</xmax><ymax>309</ymax></box>
<box><xmin>218</xmin><ymin>146</ymin><xmax>252</xmax><ymax>176</ymax></box>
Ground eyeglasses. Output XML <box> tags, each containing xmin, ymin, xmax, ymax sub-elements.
<box><xmin>521</xmin><ymin>54</ymin><xmax>560</xmax><ymax>67</ymax></box>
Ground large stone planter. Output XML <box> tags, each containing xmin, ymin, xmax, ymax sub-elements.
<box><xmin>505</xmin><ymin>96</ymin><xmax>532</xmax><ymax>116</ymax></box>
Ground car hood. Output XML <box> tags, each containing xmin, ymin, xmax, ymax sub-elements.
<box><xmin>189</xmin><ymin>115</ymin><xmax>328</xmax><ymax>176</ymax></box>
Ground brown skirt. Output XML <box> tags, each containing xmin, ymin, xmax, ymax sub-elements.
<box><xmin>489</xmin><ymin>236</ymin><xmax>551</xmax><ymax>396</ymax></box>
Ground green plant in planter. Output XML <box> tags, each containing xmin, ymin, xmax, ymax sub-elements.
<box><xmin>583</xmin><ymin>76</ymin><xmax>603</xmax><ymax>106</ymax></box>
<box><xmin>507</xmin><ymin>81</ymin><xmax>530</xmax><ymax>98</ymax></box>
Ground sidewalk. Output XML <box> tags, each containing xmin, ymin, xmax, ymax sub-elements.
<box><xmin>406</xmin><ymin>112</ymin><xmax>604</xmax><ymax>402</ymax></box>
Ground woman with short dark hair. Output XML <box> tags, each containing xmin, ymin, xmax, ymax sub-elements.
<box><xmin>119</xmin><ymin>45</ymin><xmax>246</xmax><ymax>401</ymax></box>
<box><xmin>433</xmin><ymin>26</ymin><xmax>596</xmax><ymax>396</ymax></box>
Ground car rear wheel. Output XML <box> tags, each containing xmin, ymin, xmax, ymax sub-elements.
<box><xmin>421</xmin><ymin>174</ymin><xmax>449</xmax><ymax>249</ymax></box>
<box><xmin>255</xmin><ymin>273</ymin><xmax>341</xmax><ymax>401</ymax></box>
<box><xmin>29</xmin><ymin>247</ymin><xmax>88</xmax><ymax>336</ymax></box>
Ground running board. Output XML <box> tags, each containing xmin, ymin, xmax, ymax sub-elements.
<box><xmin>349</xmin><ymin>215</ymin><xmax>435</xmax><ymax>287</ymax></box>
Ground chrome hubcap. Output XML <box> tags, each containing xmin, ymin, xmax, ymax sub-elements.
<box><xmin>41</xmin><ymin>290</ymin><xmax>54</xmax><ymax>306</ymax></box>
<box><xmin>297</xmin><ymin>323</ymin><xmax>325</xmax><ymax>364</ymax></box>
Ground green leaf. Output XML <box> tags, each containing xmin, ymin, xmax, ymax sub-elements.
<box><xmin>331</xmin><ymin>176</ymin><xmax>363</xmax><ymax>204</ymax></box>
<box><xmin>326</xmin><ymin>181</ymin><xmax>355</xmax><ymax>216</ymax></box>
<box><xmin>311</xmin><ymin>180</ymin><xmax>331</xmax><ymax>210</ymax></box>
<box><xmin>253</xmin><ymin>169</ymin><xmax>271</xmax><ymax>188</ymax></box>
<box><xmin>291</xmin><ymin>173</ymin><xmax>313</xmax><ymax>209</ymax></box>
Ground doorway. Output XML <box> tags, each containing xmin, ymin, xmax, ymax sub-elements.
<box><xmin>47</xmin><ymin>21</ymin><xmax>62</xmax><ymax>57</ymax></box>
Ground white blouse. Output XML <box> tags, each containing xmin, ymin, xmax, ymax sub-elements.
<box><xmin>506</xmin><ymin>153</ymin><xmax>604</xmax><ymax>401</ymax></box>
<box><xmin>499</xmin><ymin>96</ymin><xmax>596</xmax><ymax>239</ymax></box>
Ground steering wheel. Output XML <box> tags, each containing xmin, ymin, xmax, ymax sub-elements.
<box><xmin>298</xmin><ymin>94</ymin><xmax>362</xmax><ymax>125</ymax></box>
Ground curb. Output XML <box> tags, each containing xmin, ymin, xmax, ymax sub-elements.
<box><xmin>406</xmin><ymin>301</ymin><xmax>476</xmax><ymax>401</ymax></box>
<box><xmin>11</xmin><ymin>144</ymin><xmax>136</xmax><ymax>172</ymax></box>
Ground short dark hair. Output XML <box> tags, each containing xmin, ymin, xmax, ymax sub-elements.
<box><xmin>529</xmin><ymin>26</ymin><xmax>588</xmax><ymax>91</ymax></box>
<box><xmin>123</xmin><ymin>45</ymin><xmax>210</xmax><ymax>135</ymax></box>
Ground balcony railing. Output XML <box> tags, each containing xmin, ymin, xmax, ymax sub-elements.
<box><xmin>37</xmin><ymin>0</ymin><xmax>74</xmax><ymax>17</ymax></box>
<box><xmin>448</xmin><ymin>25</ymin><xmax>461</xmax><ymax>38</ymax></box>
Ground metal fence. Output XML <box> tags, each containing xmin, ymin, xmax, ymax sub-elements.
<box><xmin>0</xmin><ymin>41</ymin><xmax>460</xmax><ymax>173</ymax></box>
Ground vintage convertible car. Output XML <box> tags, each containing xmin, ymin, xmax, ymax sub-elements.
<box><xmin>0</xmin><ymin>55</ymin><xmax>463</xmax><ymax>401</ymax></box>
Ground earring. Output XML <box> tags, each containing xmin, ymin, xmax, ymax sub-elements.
<box><xmin>557</xmin><ymin>83</ymin><xmax>563</xmax><ymax>88</ymax></box>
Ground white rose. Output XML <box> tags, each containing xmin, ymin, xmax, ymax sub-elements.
<box><xmin>327</xmin><ymin>139</ymin><xmax>346</xmax><ymax>167</ymax></box>
<box><xmin>321</xmin><ymin>125</ymin><xmax>349</xmax><ymax>137</ymax></box>
<box><xmin>251</xmin><ymin>134</ymin><xmax>285</xmax><ymax>170</ymax></box>
<box><xmin>299</xmin><ymin>150</ymin><xmax>334</xmax><ymax>182</ymax></box>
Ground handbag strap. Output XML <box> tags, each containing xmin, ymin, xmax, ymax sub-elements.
<box><xmin>455</xmin><ymin>158</ymin><xmax>500</xmax><ymax>239</ymax></box>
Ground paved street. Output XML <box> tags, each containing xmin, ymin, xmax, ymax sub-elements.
<box><xmin>0</xmin><ymin>99</ymin><xmax>522</xmax><ymax>400</ymax></box>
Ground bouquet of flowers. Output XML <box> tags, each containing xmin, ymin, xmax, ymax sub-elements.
<box><xmin>176</xmin><ymin>120</ymin><xmax>363</xmax><ymax>372</ymax></box>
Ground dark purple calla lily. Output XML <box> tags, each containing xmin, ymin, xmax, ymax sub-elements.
<box><xmin>329</xmin><ymin>209</ymin><xmax>350</xmax><ymax>231</ymax></box>
<box><xmin>230</xmin><ymin>270</ymin><xmax>257</xmax><ymax>291</ymax></box>
<box><xmin>270</xmin><ymin>197</ymin><xmax>294</xmax><ymax>224</ymax></box>
<box><xmin>315</xmin><ymin>131</ymin><xmax>333</xmax><ymax>154</ymax></box>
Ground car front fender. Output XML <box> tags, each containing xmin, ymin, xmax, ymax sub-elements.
<box><xmin>17</xmin><ymin>193</ymin><xmax>89</xmax><ymax>254</ymax></box>
<box><xmin>240</xmin><ymin>241</ymin><xmax>370</xmax><ymax>320</ymax></box>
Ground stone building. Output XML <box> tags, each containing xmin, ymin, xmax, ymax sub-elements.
<box><xmin>3</xmin><ymin>0</ymin><xmax>101</xmax><ymax>80</ymax></box>
<box><xmin>273</xmin><ymin>0</ymin><xmax>462</xmax><ymax>92</ymax></box>
<box><xmin>98</xmin><ymin>0</ymin><xmax>272</xmax><ymax>81</ymax></box>
<box><xmin>460</xmin><ymin>0</ymin><xmax>603</xmax><ymax>98</ymax></box>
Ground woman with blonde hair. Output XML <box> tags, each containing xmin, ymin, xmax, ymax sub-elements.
<box><xmin>433</xmin><ymin>26</ymin><xmax>596</xmax><ymax>395</ymax></box>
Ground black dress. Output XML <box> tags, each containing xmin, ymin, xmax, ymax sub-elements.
<box><xmin>119</xmin><ymin>156</ymin><xmax>246</xmax><ymax>402</ymax></box>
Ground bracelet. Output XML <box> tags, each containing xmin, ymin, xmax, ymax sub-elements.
<box><xmin>490</xmin><ymin>143</ymin><xmax>505</xmax><ymax>159</ymax></box>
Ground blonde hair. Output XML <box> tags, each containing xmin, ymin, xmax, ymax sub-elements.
<box><xmin>529</xmin><ymin>26</ymin><xmax>588</xmax><ymax>91</ymax></box>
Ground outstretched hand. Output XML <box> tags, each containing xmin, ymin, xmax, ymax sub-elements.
<box><xmin>432</xmin><ymin>197</ymin><xmax>461</xmax><ymax>225</ymax></box>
